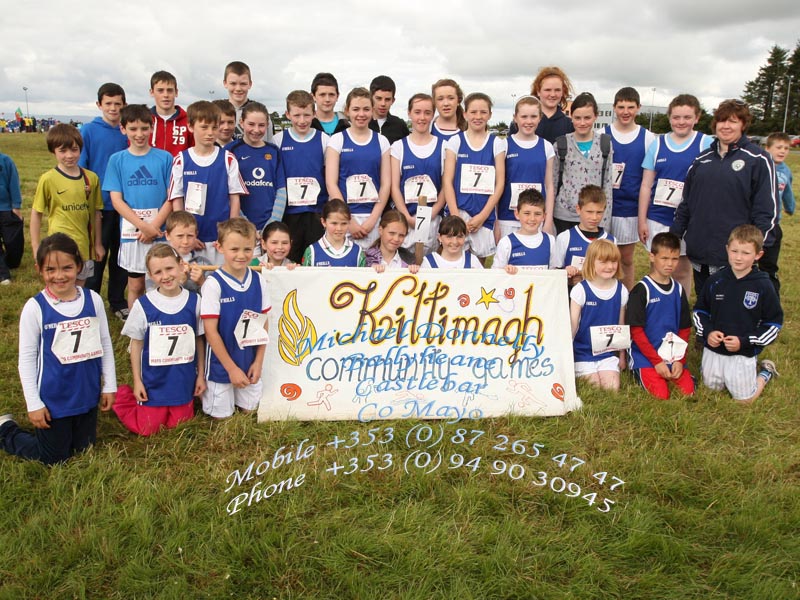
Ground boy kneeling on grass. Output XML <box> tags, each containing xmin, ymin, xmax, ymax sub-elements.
<box><xmin>693</xmin><ymin>224</ymin><xmax>782</xmax><ymax>403</ymax></box>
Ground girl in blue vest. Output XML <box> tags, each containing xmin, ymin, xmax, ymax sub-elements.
<box><xmin>442</xmin><ymin>93</ymin><xmax>507</xmax><ymax>264</ymax></box>
<box><xmin>0</xmin><ymin>233</ymin><xmax>116</xmax><ymax>464</ymax></box>
<box><xmin>570</xmin><ymin>239</ymin><xmax>628</xmax><ymax>390</ymax></box>
<box><xmin>302</xmin><ymin>199</ymin><xmax>366</xmax><ymax>267</ymax></box>
<box><xmin>256</xmin><ymin>222</ymin><xmax>296</xmax><ymax>269</ymax></box>
<box><xmin>431</xmin><ymin>78</ymin><xmax>466</xmax><ymax>141</ymax></box>
<box><xmin>325</xmin><ymin>88</ymin><xmax>390</xmax><ymax>251</ymax></box>
<box><xmin>114</xmin><ymin>244</ymin><xmax>205</xmax><ymax>435</ymax></box>
<box><xmin>423</xmin><ymin>215</ymin><xmax>483</xmax><ymax>269</ymax></box>
<box><xmin>391</xmin><ymin>93</ymin><xmax>446</xmax><ymax>254</ymax></box>
<box><xmin>499</xmin><ymin>95</ymin><xmax>556</xmax><ymax>238</ymax></box>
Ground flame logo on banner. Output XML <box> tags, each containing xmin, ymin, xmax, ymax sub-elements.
<box><xmin>278</xmin><ymin>290</ymin><xmax>317</xmax><ymax>366</ymax></box>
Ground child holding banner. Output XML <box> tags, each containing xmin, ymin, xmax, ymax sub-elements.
<box><xmin>570</xmin><ymin>238</ymin><xmax>628</xmax><ymax>390</ymax></box>
<box><xmin>366</xmin><ymin>210</ymin><xmax>418</xmax><ymax>273</ymax></box>
<box><xmin>302</xmin><ymin>199</ymin><xmax>366</xmax><ymax>267</ymax></box>
<box><xmin>423</xmin><ymin>215</ymin><xmax>483</xmax><ymax>269</ymax></box>
<box><xmin>115</xmin><ymin>244</ymin><xmax>205</xmax><ymax>434</ymax></box>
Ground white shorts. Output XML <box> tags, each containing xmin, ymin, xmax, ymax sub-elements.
<box><xmin>496</xmin><ymin>219</ymin><xmax>521</xmax><ymax>240</ymax></box>
<box><xmin>646</xmin><ymin>220</ymin><xmax>686</xmax><ymax>255</ymax></box>
<box><xmin>202</xmin><ymin>379</ymin><xmax>263</xmax><ymax>418</ymax></box>
<box><xmin>610</xmin><ymin>216</ymin><xmax>639</xmax><ymax>245</ymax></box>
<box><xmin>351</xmin><ymin>213</ymin><xmax>380</xmax><ymax>250</ymax></box>
<box><xmin>459</xmin><ymin>210</ymin><xmax>496</xmax><ymax>258</ymax></box>
<box><xmin>701</xmin><ymin>349</ymin><xmax>757</xmax><ymax>401</ymax></box>
<box><xmin>77</xmin><ymin>260</ymin><xmax>95</xmax><ymax>281</ymax></box>
<box><xmin>574</xmin><ymin>355</ymin><xmax>620</xmax><ymax>377</ymax></box>
<box><xmin>402</xmin><ymin>214</ymin><xmax>441</xmax><ymax>254</ymax></box>
<box><xmin>118</xmin><ymin>240</ymin><xmax>153</xmax><ymax>274</ymax></box>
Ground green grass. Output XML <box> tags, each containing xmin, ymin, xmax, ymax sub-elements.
<box><xmin>0</xmin><ymin>133</ymin><xmax>799</xmax><ymax>599</ymax></box>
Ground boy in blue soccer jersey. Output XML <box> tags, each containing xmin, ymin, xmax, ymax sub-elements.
<box><xmin>554</xmin><ymin>185</ymin><xmax>616</xmax><ymax>286</ymax></box>
<box><xmin>693</xmin><ymin>225</ymin><xmax>782</xmax><ymax>403</ymax></box>
<box><xmin>200</xmin><ymin>218</ymin><xmax>270</xmax><ymax>418</ymax></box>
<box><xmin>80</xmin><ymin>82</ymin><xmax>129</xmax><ymax>319</ymax></box>
<box><xmin>105</xmin><ymin>104</ymin><xmax>174</xmax><ymax>308</ymax></box>
<box><xmin>168</xmin><ymin>101</ymin><xmax>247</xmax><ymax>265</ymax></box>
<box><xmin>275</xmin><ymin>90</ymin><xmax>329</xmax><ymax>263</ymax></box>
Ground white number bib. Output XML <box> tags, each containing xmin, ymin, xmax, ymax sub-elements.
<box><xmin>612</xmin><ymin>163</ymin><xmax>626</xmax><ymax>189</ymax></box>
<box><xmin>657</xmin><ymin>332</ymin><xmax>688</xmax><ymax>363</ymax></box>
<box><xmin>459</xmin><ymin>164</ymin><xmax>495</xmax><ymax>195</ymax></box>
<box><xmin>287</xmin><ymin>177</ymin><xmax>321</xmax><ymax>206</ymax></box>
<box><xmin>121</xmin><ymin>208</ymin><xmax>158</xmax><ymax>240</ymax></box>
<box><xmin>345</xmin><ymin>174</ymin><xmax>378</xmax><ymax>204</ymax></box>
<box><xmin>403</xmin><ymin>175</ymin><xmax>437</xmax><ymax>205</ymax></box>
<box><xmin>234</xmin><ymin>309</ymin><xmax>270</xmax><ymax>349</ymax></box>
<box><xmin>185</xmin><ymin>182</ymin><xmax>207</xmax><ymax>216</ymax></box>
<box><xmin>52</xmin><ymin>317</ymin><xmax>103</xmax><ymax>365</ymax></box>
<box><xmin>589</xmin><ymin>324</ymin><xmax>631</xmax><ymax>356</ymax></box>
<box><xmin>653</xmin><ymin>178</ymin><xmax>684</xmax><ymax>209</ymax></box>
<box><xmin>509</xmin><ymin>182</ymin><xmax>542</xmax><ymax>209</ymax></box>
<box><xmin>414</xmin><ymin>205</ymin><xmax>433</xmax><ymax>243</ymax></box>
<box><xmin>149</xmin><ymin>324</ymin><xmax>195</xmax><ymax>366</ymax></box>
<box><xmin>570</xmin><ymin>255</ymin><xmax>585</xmax><ymax>269</ymax></box>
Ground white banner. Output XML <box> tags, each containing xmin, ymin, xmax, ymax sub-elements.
<box><xmin>258</xmin><ymin>268</ymin><xmax>581</xmax><ymax>422</ymax></box>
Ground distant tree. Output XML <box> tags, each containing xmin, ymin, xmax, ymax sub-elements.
<box><xmin>742</xmin><ymin>43</ymin><xmax>796</xmax><ymax>133</ymax></box>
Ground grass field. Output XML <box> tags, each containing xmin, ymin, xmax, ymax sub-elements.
<box><xmin>0</xmin><ymin>133</ymin><xmax>798</xmax><ymax>599</ymax></box>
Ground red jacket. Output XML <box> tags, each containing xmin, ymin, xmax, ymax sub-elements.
<box><xmin>150</xmin><ymin>106</ymin><xmax>193</xmax><ymax>156</ymax></box>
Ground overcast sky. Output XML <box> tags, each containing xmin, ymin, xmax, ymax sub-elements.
<box><xmin>1</xmin><ymin>0</ymin><xmax>799</xmax><ymax>124</ymax></box>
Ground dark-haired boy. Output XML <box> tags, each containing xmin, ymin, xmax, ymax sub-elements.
<box><xmin>105</xmin><ymin>104</ymin><xmax>173</xmax><ymax>308</ymax></box>
<box><xmin>310</xmin><ymin>72</ymin><xmax>349</xmax><ymax>135</ymax></box>
<box><xmin>149</xmin><ymin>70</ymin><xmax>193</xmax><ymax>156</ymax></box>
<box><xmin>168</xmin><ymin>101</ymin><xmax>247</xmax><ymax>265</ymax></box>
<box><xmin>605</xmin><ymin>87</ymin><xmax>655</xmax><ymax>289</ymax></box>
<box><xmin>626</xmin><ymin>232</ymin><xmax>694</xmax><ymax>399</ymax></box>
<box><xmin>79</xmin><ymin>83</ymin><xmax>129</xmax><ymax>318</ymax></box>
<box><xmin>492</xmin><ymin>189</ymin><xmax>556</xmax><ymax>270</ymax></box>
<box><xmin>212</xmin><ymin>99</ymin><xmax>236</xmax><ymax>147</ymax></box>
<box><xmin>368</xmin><ymin>75</ymin><xmax>409</xmax><ymax>144</ymax></box>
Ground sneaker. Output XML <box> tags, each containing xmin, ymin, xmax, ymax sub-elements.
<box><xmin>0</xmin><ymin>413</ymin><xmax>15</xmax><ymax>428</ymax></box>
<box><xmin>114</xmin><ymin>308</ymin><xmax>130</xmax><ymax>321</ymax></box>
<box><xmin>759</xmin><ymin>360</ymin><xmax>780</xmax><ymax>378</ymax></box>
<box><xmin>0</xmin><ymin>278</ymin><xmax>10</xmax><ymax>286</ymax></box>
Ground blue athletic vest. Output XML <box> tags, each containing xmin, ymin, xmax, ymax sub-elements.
<box><xmin>453</xmin><ymin>131</ymin><xmax>498</xmax><ymax>230</ymax></box>
<box><xmin>227</xmin><ymin>140</ymin><xmax>282</xmax><ymax>231</ymax></box>
<box><xmin>424</xmin><ymin>252</ymin><xmax>473</xmax><ymax>268</ymax></box>
<box><xmin>398</xmin><ymin>137</ymin><xmax>444</xmax><ymax>216</ymax></box>
<box><xmin>307</xmin><ymin>240</ymin><xmax>362</xmax><ymax>267</ymax></box>
<box><xmin>605</xmin><ymin>126</ymin><xmax>648</xmax><ymax>218</ymax></box>
<box><xmin>563</xmin><ymin>227</ymin><xmax>615</xmax><ymax>269</ymax></box>
<box><xmin>507</xmin><ymin>233</ymin><xmax>551</xmax><ymax>267</ymax></box>
<box><xmin>206</xmin><ymin>269</ymin><xmax>264</xmax><ymax>383</ymax></box>
<box><xmin>628</xmin><ymin>276</ymin><xmax>683</xmax><ymax>369</ymax></box>
<box><xmin>139</xmin><ymin>292</ymin><xmax>199</xmax><ymax>406</ymax></box>
<box><xmin>338</xmin><ymin>130</ymin><xmax>383</xmax><ymax>215</ymax></box>
<box><xmin>498</xmin><ymin>136</ymin><xmax>548</xmax><ymax>221</ymax></box>
<box><xmin>34</xmin><ymin>291</ymin><xmax>103</xmax><ymax>418</ymax></box>
<box><xmin>573</xmin><ymin>280</ymin><xmax>623</xmax><ymax>363</ymax></box>
<box><xmin>279</xmin><ymin>130</ymin><xmax>328</xmax><ymax>214</ymax></box>
<box><xmin>181</xmin><ymin>148</ymin><xmax>230</xmax><ymax>242</ymax></box>
<box><xmin>646</xmin><ymin>132</ymin><xmax>705</xmax><ymax>226</ymax></box>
